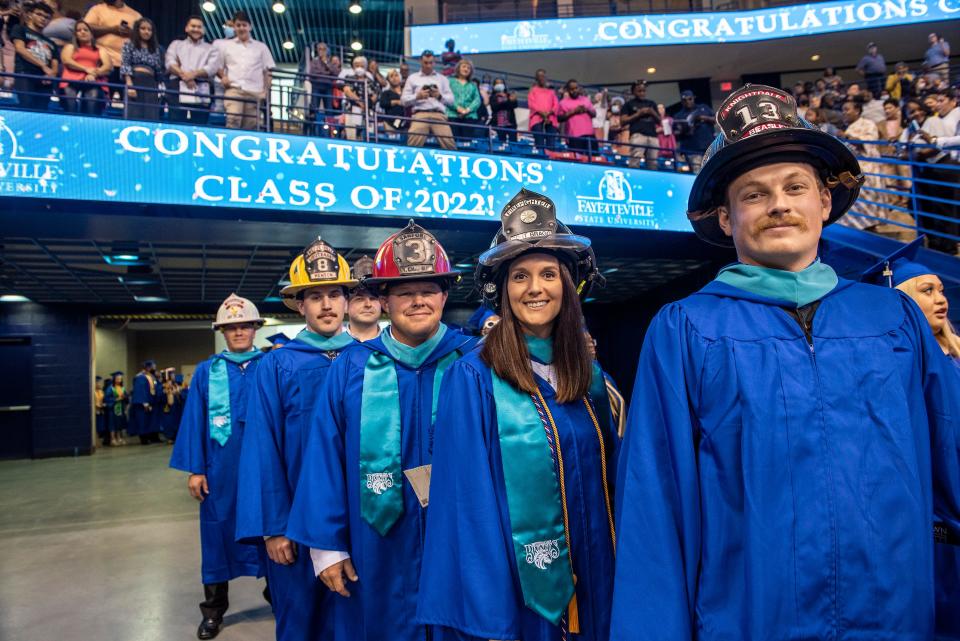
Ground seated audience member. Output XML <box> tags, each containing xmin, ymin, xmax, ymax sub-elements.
<box><xmin>489</xmin><ymin>77</ymin><xmax>518</xmax><ymax>143</ymax></box>
<box><xmin>120</xmin><ymin>17</ymin><xmax>163</xmax><ymax>120</ymax></box>
<box><xmin>59</xmin><ymin>19</ymin><xmax>111</xmax><ymax>115</ymax></box>
<box><xmin>558</xmin><ymin>78</ymin><xmax>596</xmax><ymax>154</ymax></box>
<box><xmin>166</xmin><ymin>15</ymin><xmax>219</xmax><ymax>125</ymax></box>
<box><xmin>10</xmin><ymin>1</ymin><xmax>58</xmax><ymax>111</ymax></box>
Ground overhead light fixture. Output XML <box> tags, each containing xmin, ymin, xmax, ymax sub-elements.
<box><xmin>133</xmin><ymin>295</ymin><xmax>169</xmax><ymax>303</ymax></box>
<box><xmin>602</xmin><ymin>267</ymin><xmax>619</xmax><ymax>274</ymax></box>
<box><xmin>263</xmin><ymin>296</ymin><xmax>283</xmax><ymax>302</ymax></box>
<box><xmin>272</xmin><ymin>0</ymin><xmax>286</xmax><ymax>13</ymax></box>
<box><xmin>0</xmin><ymin>294</ymin><xmax>30</xmax><ymax>303</ymax></box>
<box><xmin>454</xmin><ymin>262</ymin><xmax>474</xmax><ymax>269</ymax></box>
<box><xmin>118</xmin><ymin>275</ymin><xmax>158</xmax><ymax>286</ymax></box>
<box><xmin>201</xmin><ymin>0</ymin><xmax>216</xmax><ymax>12</ymax></box>
<box><xmin>350</xmin><ymin>39</ymin><xmax>363</xmax><ymax>51</ymax></box>
<box><xmin>282</xmin><ymin>39</ymin><xmax>295</xmax><ymax>50</ymax></box>
<box><xmin>810</xmin><ymin>53</ymin><xmax>821</xmax><ymax>61</ymax></box>
<box><xmin>348</xmin><ymin>0</ymin><xmax>362</xmax><ymax>14</ymax></box>
<box><xmin>646</xmin><ymin>67</ymin><xmax>656</xmax><ymax>74</ymax></box>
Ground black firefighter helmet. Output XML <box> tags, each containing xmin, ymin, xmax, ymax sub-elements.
<box><xmin>687</xmin><ymin>84</ymin><xmax>864</xmax><ymax>247</ymax></box>
<box><xmin>475</xmin><ymin>188</ymin><xmax>604</xmax><ymax>311</ymax></box>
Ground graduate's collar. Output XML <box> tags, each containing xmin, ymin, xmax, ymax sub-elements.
<box><xmin>293</xmin><ymin>327</ymin><xmax>355</xmax><ymax>352</ymax></box>
<box><xmin>714</xmin><ymin>258</ymin><xmax>839</xmax><ymax>308</ymax></box>
<box><xmin>524</xmin><ymin>334</ymin><xmax>553</xmax><ymax>364</ymax></box>
<box><xmin>381</xmin><ymin>323</ymin><xmax>448</xmax><ymax>369</ymax></box>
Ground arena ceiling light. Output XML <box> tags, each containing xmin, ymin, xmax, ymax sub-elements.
<box><xmin>282</xmin><ymin>39</ymin><xmax>295</xmax><ymax>49</ymax></box>
<box><xmin>348</xmin><ymin>0</ymin><xmax>362</xmax><ymax>15</ymax></box>
<box><xmin>810</xmin><ymin>54</ymin><xmax>821</xmax><ymax>61</ymax></box>
<box><xmin>272</xmin><ymin>0</ymin><xmax>286</xmax><ymax>14</ymax></box>
<box><xmin>350</xmin><ymin>38</ymin><xmax>363</xmax><ymax>51</ymax></box>
<box><xmin>646</xmin><ymin>67</ymin><xmax>656</xmax><ymax>74</ymax></box>
<box><xmin>0</xmin><ymin>294</ymin><xmax>30</xmax><ymax>303</ymax></box>
<box><xmin>201</xmin><ymin>0</ymin><xmax>216</xmax><ymax>12</ymax></box>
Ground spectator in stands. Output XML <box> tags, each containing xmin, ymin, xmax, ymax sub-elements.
<box><xmin>528</xmin><ymin>68</ymin><xmax>559</xmax><ymax>150</ymax></box>
<box><xmin>808</xmin><ymin>107</ymin><xmax>841</xmax><ymax>137</ymax></box>
<box><xmin>402</xmin><ymin>49</ymin><xmax>455</xmax><ymax>150</ymax></box>
<box><xmin>120</xmin><ymin>17</ymin><xmax>163</xmax><ymax>121</ymax></box>
<box><xmin>166</xmin><ymin>15</ymin><xmax>218</xmax><ymax>125</ymax></box>
<box><xmin>885</xmin><ymin>61</ymin><xmax>914</xmax><ymax>102</ymax></box>
<box><xmin>823</xmin><ymin>66</ymin><xmax>843</xmax><ymax>92</ymax></box>
<box><xmin>840</xmin><ymin>98</ymin><xmax>886</xmax><ymax>231</ymax></box>
<box><xmin>10</xmin><ymin>1</ymin><xmax>57</xmax><ymax>111</ymax></box>
<box><xmin>608</xmin><ymin>95</ymin><xmax>629</xmax><ymax>153</ymax></box>
<box><xmin>307</xmin><ymin>42</ymin><xmax>338</xmax><ymax>136</ymax></box>
<box><xmin>447</xmin><ymin>58</ymin><xmax>481</xmax><ymax>142</ymax></box>
<box><xmin>83</xmin><ymin>0</ymin><xmax>141</xmax><ymax>95</ymax></box>
<box><xmin>209</xmin><ymin>18</ymin><xmax>233</xmax><ymax>114</ymax></box>
<box><xmin>592</xmin><ymin>89</ymin><xmax>608</xmax><ymax>141</ymax></box>
<box><xmin>379</xmin><ymin>68</ymin><xmax>406</xmax><ymax>141</ymax></box>
<box><xmin>935</xmin><ymin>90</ymin><xmax>959</xmax><ymax>135</ymax></box>
<box><xmin>338</xmin><ymin>54</ymin><xmax>376</xmax><ymax>141</ymax></box>
<box><xmin>558</xmin><ymin>78</ymin><xmax>596</xmax><ymax>154</ymax></box>
<box><xmin>924</xmin><ymin>33</ymin><xmax>950</xmax><ymax>84</ymax></box>
<box><xmin>905</xmin><ymin>98</ymin><xmax>958</xmax><ymax>254</ymax></box>
<box><xmin>41</xmin><ymin>0</ymin><xmax>74</xmax><ymax>47</ymax></box>
<box><xmin>368</xmin><ymin>58</ymin><xmax>387</xmax><ymax>89</ymax></box>
<box><xmin>861</xmin><ymin>90</ymin><xmax>886</xmax><ymax>125</ymax></box>
<box><xmin>399</xmin><ymin>59</ymin><xmax>409</xmax><ymax>84</ymax></box>
<box><xmin>488</xmin><ymin>77</ymin><xmax>517</xmax><ymax>143</ymax></box>
<box><xmin>440</xmin><ymin>38</ymin><xmax>459</xmax><ymax>76</ymax></box>
<box><xmin>218</xmin><ymin>11</ymin><xmax>274</xmax><ymax>130</ymax></box>
<box><xmin>856</xmin><ymin>42</ymin><xmax>886</xmax><ymax>97</ymax></box>
<box><xmin>0</xmin><ymin>1</ymin><xmax>19</xmax><ymax>90</ymax></box>
<box><xmin>674</xmin><ymin>89</ymin><xmax>714</xmax><ymax>173</ymax></box>
<box><xmin>846</xmin><ymin>82</ymin><xmax>861</xmax><ymax>99</ymax></box>
<box><xmin>59</xmin><ymin>19</ymin><xmax>110</xmax><ymax>115</ymax></box>
<box><xmin>657</xmin><ymin>103</ymin><xmax>677</xmax><ymax>168</ymax></box>
<box><xmin>621</xmin><ymin>80</ymin><xmax>659</xmax><ymax>169</ymax></box>
<box><xmin>882</xmin><ymin>98</ymin><xmax>905</xmax><ymax>141</ymax></box>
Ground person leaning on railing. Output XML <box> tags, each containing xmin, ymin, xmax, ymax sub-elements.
<box><xmin>120</xmin><ymin>17</ymin><xmax>164</xmax><ymax>121</ymax></box>
<box><xmin>447</xmin><ymin>58</ymin><xmax>481</xmax><ymax>142</ymax></box>
<box><xmin>59</xmin><ymin>19</ymin><xmax>111</xmax><ymax>116</ymax></box>
<box><xmin>217</xmin><ymin>10</ymin><xmax>274</xmax><ymax>131</ymax></box>
<box><xmin>378</xmin><ymin>69</ymin><xmax>406</xmax><ymax>139</ymax></box>
<box><xmin>10</xmin><ymin>1</ymin><xmax>58</xmax><ymax>111</ymax></box>
<box><xmin>337</xmin><ymin>54</ymin><xmax>376</xmax><ymax>141</ymax></box>
<box><xmin>165</xmin><ymin>15</ymin><xmax>219</xmax><ymax>126</ymax></box>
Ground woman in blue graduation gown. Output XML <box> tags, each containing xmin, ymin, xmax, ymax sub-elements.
<box><xmin>417</xmin><ymin>189</ymin><xmax>619</xmax><ymax>641</ymax></box>
<box><xmin>169</xmin><ymin>293</ymin><xmax>268</xmax><ymax>640</ymax></box>
<box><xmin>104</xmin><ymin>371</ymin><xmax>127</xmax><ymax>445</ymax></box>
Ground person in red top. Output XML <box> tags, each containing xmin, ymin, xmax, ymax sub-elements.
<box><xmin>558</xmin><ymin>78</ymin><xmax>597</xmax><ymax>155</ymax></box>
<box><xmin>59</xmin><ymin>20</ymin><xmax>111</xmax><ymax>115</ymax></box>
<box><xmin>528</xmin><ymin>68</ymin><xmax>559</xmax><ymax>150</ymax></box>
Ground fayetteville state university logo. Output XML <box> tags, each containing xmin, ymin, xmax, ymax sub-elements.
<box><xmin>524</xmin><ymin>538</ymin><xmax>561</xmax><ymax>570</ymax></box>
<box><xmin>500</xmin><ymin>21</ymin><xmax>550</xmax><ymax>49</ymax></box>
<box><xmin>366</xmin><ymin>472</ymin><xmax>395</xmax><ymax>495</ymax></box>
<box><xmin>574</xmin><ymin>169</ymin><xmax>656</xmax><ymax>227</ymax></box>
<box><xmin>0</xmin><ymin>114</ymin><xmax>61</xmax><ymax>195</ymax></box>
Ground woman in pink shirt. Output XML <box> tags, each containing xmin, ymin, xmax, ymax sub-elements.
<box><xmin>527</xmin><ymin>68</ymin><xmax>559</xmax><ymax>150</ymax></box>
<box><xmin>558</xmin><ymin>79</ymin><xmax>596</xmax><ymax>155</ymax></box>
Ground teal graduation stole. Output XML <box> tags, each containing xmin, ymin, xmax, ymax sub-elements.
<box><xmin>715</xmin><ymin>259</ymin><xmax>838</xmax><ymax>308</ymax></box>
<box><xmin>208</xmin><ymin>350</ymin><xmax>263</xmax><ymax>447</ymax></box>
<box><xmin>294</xmin><ymin>328</ymin><xmax>355</xmax><ymax>352</ymax></box>
<box><xmin>359</xmin><ymin>325</ymin><xmax>458</xmax><ymax>536</ymax></box>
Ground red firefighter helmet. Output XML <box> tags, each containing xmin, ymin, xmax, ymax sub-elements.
<box><xmin>362</xmin><ymin>220</ymin><xmax>461</xmax><ymax>293</ymax></box>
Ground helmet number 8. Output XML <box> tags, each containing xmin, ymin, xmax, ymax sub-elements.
<box><xmin>404</xmin><ymin>238</ymin><xmax>428</xmax><ymax>264</ymax></box>
<box><xmin>736</xmin><ymin>100</ymin><xmax>780</xmax><ymax>128</ymax></box>
<box><xmin>314</xmin><ymin>258</ymin><xmax>331</xmax><ymax>272</ymax></box>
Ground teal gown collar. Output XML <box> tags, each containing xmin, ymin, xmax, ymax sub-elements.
<box><xmin>381</xmin><ymin>323</ymin><xmax>448</xmax><ymax>369</ymax></box>
<box><xmin>715</xmin><ymin>259</ymin><xmax>838</xmax><ymax>308</ymax></box>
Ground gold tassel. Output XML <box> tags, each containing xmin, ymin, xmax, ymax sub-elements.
<box><xmin>567</xmin><ymin>575</ymin><xmax>580</xmax><ymax>634</ymax></box>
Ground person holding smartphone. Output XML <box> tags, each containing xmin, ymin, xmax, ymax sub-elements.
<box><xmin>83</xmin><ymin>0</ymin><xmax>141</xmax><ymax>94</ymax></box>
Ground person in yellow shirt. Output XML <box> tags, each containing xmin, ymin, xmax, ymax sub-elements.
<box><xmin>885</xmin><ymin>61</ymin><xmax>914</xmax><ymax>101</ymax></box>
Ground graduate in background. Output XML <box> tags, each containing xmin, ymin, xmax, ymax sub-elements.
<box><xmin>236</xmin><ymin>239</ymin><xmax>358</xmax><ymax>641</ymax></box>
<box><xmin>161</xmin><ymin>368</ymin><xmax>183</xmax><ymax>443</ymax></box>
<box><xmin>611</xmin><ymin>85</ymin><xmax>960</xmax><ymax>641</ymax></box>
<box><xmin>861</xmin><ymin>238</ymin><xmax>960</xmax><ymax>641</ymax></box>
<box><xmin>103</xmin><ymin>371</ymin><xmax>127</xmax><ymax>446</ymax></box>
<box><xmin>129</xmin><ymin>359</ymin><xmax>162</xmax><ymax>444</ymax></box>
<box><xmin>286</xmin><ymin>221</ymin><xmax>474</xmax><ymax>641</ymax></box>
<box><xmin>417</xmin><ymin>189</ymin><xmax>618</xmax><ymax>641</ymax></box>
<box><xmin>170</xmin><ymin>293</ymin><xmax>268</xmax><ymax>641</ymax></box>
<box><xmin>346</xmin><ymin>255</ymin><xmax>383</xmax><ymax>342</ymax></box>
<box><xmin>94</xmin><ymin>376</ymin><xmax>107</xmax><ymax>447</ymax></box>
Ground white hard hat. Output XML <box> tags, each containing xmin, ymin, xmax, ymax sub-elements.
<box><xmin>212</xmin><ymin>293</ymin><xmax>265</xmax><ymax>329</ymax></box>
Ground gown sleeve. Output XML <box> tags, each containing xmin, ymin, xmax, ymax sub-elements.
<box><xmin>169</xmin><ymin>361</ymin><xmax>209</xmax><ymax>475</ymax></box>
<box><xmin>417</xmin><ymin>359</ymin><xmax>525</xmax><ymax>641</ymax></box>
<box><xmin>286</xmin><ymin>354</ymin><xmax>351</xmax><ymax>551</ymax></box>
<box><xmin>610</xmin><ymin>304</ymin><xmax>703</xmax><ymax>641</ymax></box>
<box><xmin>235</xmin><ymin>355</ymin><xmax>290</xmax><ymax>541</ymax></box>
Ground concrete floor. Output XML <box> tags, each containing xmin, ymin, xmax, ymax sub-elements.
<box><xmin>0</xmin><ymin>444</ymin><xmax>275</xmax><ymax>641</ymax></box>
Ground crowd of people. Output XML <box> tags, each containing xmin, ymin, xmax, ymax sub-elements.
<box><xmin>94</xmin><ymin>361</ymin><xmax>187</xmax><ymax>446</ymax></box>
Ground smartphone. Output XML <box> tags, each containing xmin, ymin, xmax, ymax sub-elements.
<box><xmin>120</xmin><ymin>20</ymin><xmax>129</xmax><ymax>27</ymax></box>
<box><xmin>908</xmin><ymin>120</ymin><xmax>920</xmax><ymax>133</ymax></box>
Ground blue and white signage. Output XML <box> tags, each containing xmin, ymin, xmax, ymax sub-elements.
<box><xmin>410</xmin><ymin>0</ymin><xmax>959</xmax><ymax>54</ymax></box>
<box><xmin>0</xmin><ymin>109</ymin><xmax>694</xmax><ymax>232</ymax></box>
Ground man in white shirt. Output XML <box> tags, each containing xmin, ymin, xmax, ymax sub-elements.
<box><xmin>216</xmin><ymin>11</ymin><xmax>274</xmax><ymax>130</ymax></box>
<box><xmin>166</xmin><ymin>15</ymin><xmax>219</xmax><ymax>125</ymax></box>
<box><xmin>400</xmin><ymin>50</ymin><xmax>456</xmax><ymax>150</ymax></box>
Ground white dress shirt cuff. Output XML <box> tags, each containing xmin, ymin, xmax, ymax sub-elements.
<box><xmin>310</xmin><ymin>548</ymin><xmax>350</xmax><ymax>577</ymax></box>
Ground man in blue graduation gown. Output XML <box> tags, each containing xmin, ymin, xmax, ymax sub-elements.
<box><xmin>611</xmin><ymin>85</ymin><xmax>960</xmax><ymax>641</ymax></box>
<box><xmin>236</xmin><ymin>239</ymin><xmax>359</xmax><ymax>641</ymax></box>
<box><xmin>170</xmin><ymin>293</ymin><xmax>268</xmax><ymax>640</ymax></box>
<box><xmin>346</xmin><ymin>255</ymin><xmax>383</xmax><ymax>342</ymax></box>
<box><xmin>286</xmin><ymin>220</ymin><xmax>474</xmax><ymax>641</ymax></box>
<box><xmin>129</xmin><ymin>359</ymin><xmax>162</xmax><ymax>444</ymax></box>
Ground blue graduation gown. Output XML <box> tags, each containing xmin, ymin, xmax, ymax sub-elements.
<box><xmin>936</xmin><ymin>357</ymin><xmax>960</xmax><ymax>640</ymax></box>
<box><xmin>104</xmin><ymin>386</ymin><xmax>127</xmax><ymax>433</ymax></box>
<box><xmin>286</xmin><ymin>326</ymin><xmax>474</xmax><ymax>641</ymax></box>
<box><xmin>611</xmin><ymin>278</ymin><xmax>960</xmax><ymax>641</ymax></box>
<box><xmin>417</xmin><ymin>349</ymin><xmax>620</xmax><ymax>641</ymax></box>
<box><xmin>169</xmin><ymin>356</ymin><xmax>265</xmax><ymax>585</ymax></box>
<box><xmin>237</xmin><ymin>337</ymin><xmax>354</xmax><ymax>641</ymax></box>
<box><xmin>128</xmin><ymin>372</ymin><xmax>160</xmax><ymax>436</ymax></box>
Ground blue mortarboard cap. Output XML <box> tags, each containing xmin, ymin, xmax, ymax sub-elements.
<box><xmin>860</xmin><ymin>237</ymin><xmax>934</xmax><ymax>288</ymax></box>
<box><xmin>466</xmin><ymin>305</ymin><xmax>496</xmax><ymax>332</ymax></box>
<box><xmin>143</xmin><ymin>359</ymin><xmax>157</xmax><ymax>369</ymax></box>
<box><xmin>95</xmin><ymin>375</ymin><xmax>103</xmax><ymax>380</ymax></box>
<box><xmin>175</xmin><ymin>374</ymin><xmax>184</xmax><ymax>384</ymax></box>
<box><xmin>110</xmin><ymin>370</ymin><xmax>124</xmax><ymax>378</ymax></box>
<box><xmin>266</xmin><ymin>332</ymin><xmax>290</xmax><ymax>346</ymax></box>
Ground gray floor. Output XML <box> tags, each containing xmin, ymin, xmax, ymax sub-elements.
<box><xmin>0</xmin><ymin>444</ymin><xmax>275</xmax><ymax>641</ymax></box>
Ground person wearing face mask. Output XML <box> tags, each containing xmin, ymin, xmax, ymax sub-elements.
<box><xmin>558</xmin><ymin>78</ymin><xmax>597</xmax><ymax>155</ymax></box>
<box><xmin>489</xmin><ymin>77</ymin><xmax>518</xmax><ymax>143</ymax></box>
<box><xmin>417</xmin><ymin>188</ymin><xmax>618</xmax><ymax>641</ymax></box>
<box><xmin>237</xmin><ymin>238</ymin><xmax>358</xmax><ymax>641</ymax></box>
<box><xmin>170</xmin><ymin>293</ymin><xmax>268</xmax><ymax>640</ymax></box>
<box><xmin>337</xmin><ymin>55</ymin><xmax>376</xmax><ymax>141</ymax></box>
<box><xmin>286</xmin><ymin>220</ymin><xmax>474</xmax><ymax>641</ymax></box>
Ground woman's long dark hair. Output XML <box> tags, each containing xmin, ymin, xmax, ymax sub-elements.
<box><xmin>481</xmin><ymin>260</ymin><xmax>592</xmax><ymax>403</ymax></box>
<box><xmin>131</xmin><ymin>17</ymin><xmax>158</xmax><ymax>53</ymax></box>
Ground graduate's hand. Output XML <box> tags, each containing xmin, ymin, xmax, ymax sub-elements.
<box><xmin>320</xmin><ymin>558</ymin><xmax>358</xmax><ymax>597</ymax></box>
<box><xmin>265</xmin><ymin>536</ymin><xmax>297</xmax><ymax>565</ymax></box>
<box><xmin>187</xmin><ymin>474</ymin><xmax>208</xmax><ymax>502</ymax></box>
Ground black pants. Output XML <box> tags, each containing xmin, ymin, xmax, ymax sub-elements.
<box><xmin>62</xmin><ymin>82</ymin><xmax>103</xmax><ymax>116</ymax></box>
<box><xmin>450</xmin><ymin>116</ymin><xmax>483</xmax><ymax>142</ymax></box>
<box><xmin>531</xmin><ymin>121</ymin><xmax>559</xmax><ymax>150</ymax></box>
<box><xmin>567</xmin><ymin>134</ymin><xmax>597</xmax><ymax>155</ymax></box>
<box><xmin>200</xmin><ymin>582</ymin><xmax>229</xmax><ymax>621</ymax></box>
<box><xmin>127</xmin><ymin>70</ymin><xmax>161</xmax><ymax>121</ymax></box>
<box><xmin>14</xmin><ymin>76</ymin><xmax>51</xmax><ymax>111</ymax></box>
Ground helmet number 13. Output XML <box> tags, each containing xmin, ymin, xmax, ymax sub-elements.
<box><xmin>736</xmin><ymin>100</ymin><xmax>780</xmax><ymax>127</ymax></box>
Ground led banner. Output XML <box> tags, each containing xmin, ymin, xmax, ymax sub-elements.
<box><xmin>0</xmin><ymin>109</ymin><xmax>694</xmax><ymax>233</ymax></box>
<box><xmin>409</xmin><ymin>0</ymin><xmax>958</xmax><ymax>54</ymax></box>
